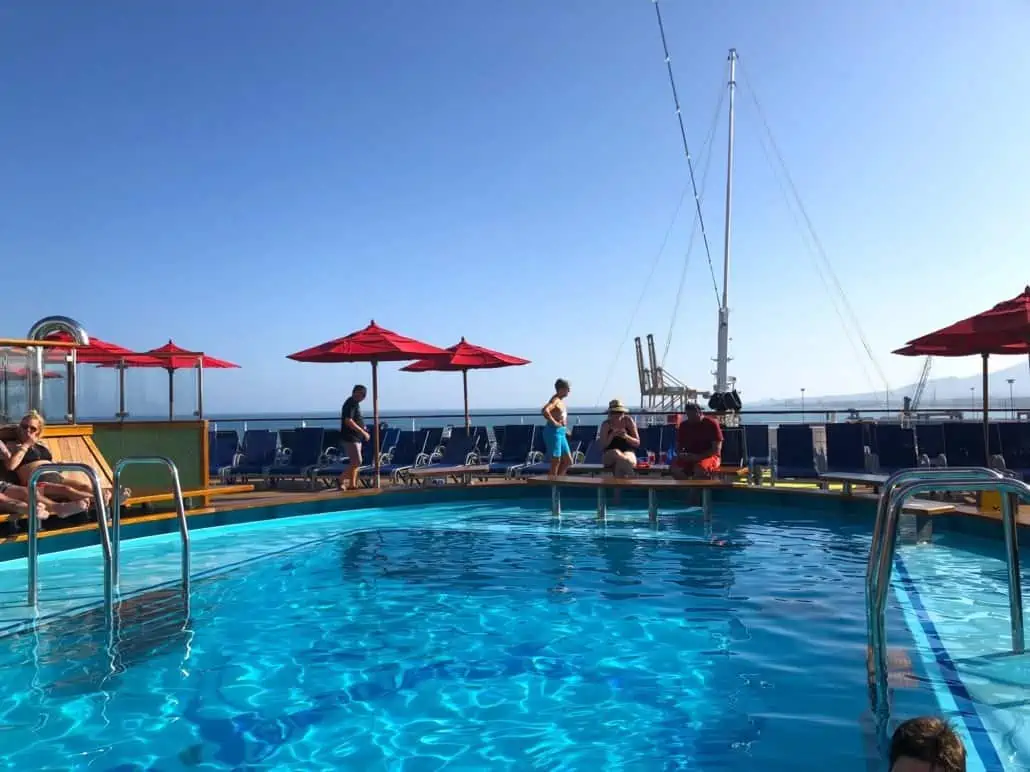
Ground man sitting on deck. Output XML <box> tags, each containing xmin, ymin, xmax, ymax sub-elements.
<box><xmin>671</xmin><ymin>403</ymin><xmax>723</xmax><ymax>480</ymax></box>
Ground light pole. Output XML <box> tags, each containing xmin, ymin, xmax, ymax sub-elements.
<box><xmin>969</xmin><ymin>386</ymin><xmax>975</xmax><ymax>412</ymax></box>
<box><xmin>800</xmin><ymin>387</ymin><xmax>806</xmax><ymax>422</ymax></box>
<box><xmin>1008</xmin><ymin>378</ymin><xmax>1016</xmax><ymax>419</ymax></box>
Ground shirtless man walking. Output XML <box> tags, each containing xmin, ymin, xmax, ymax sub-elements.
<box><xmin>541</xmin><ymin>379</ymin><xmax>573</xmax><ymax>476</ymax></box>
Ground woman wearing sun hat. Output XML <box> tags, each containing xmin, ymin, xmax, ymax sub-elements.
<box><xmin>599</xmin><ymin>399</ymin><xmax>640</xmax><ymax>477</ymax></box>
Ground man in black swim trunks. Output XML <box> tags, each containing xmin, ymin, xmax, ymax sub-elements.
<box><xmin>339</xmin><ymin>385</ymin><xmax>370</xmax><ymax>490</ymax></box>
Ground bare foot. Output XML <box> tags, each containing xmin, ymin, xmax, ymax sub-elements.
<box><xmin>51</xmin><ymin>501</ymin><xmax>88</xmax><ymax>519</ymax></box>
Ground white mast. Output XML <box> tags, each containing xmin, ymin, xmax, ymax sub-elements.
<box><xmin>715</xmin><ymin>48</ymin><xmax>737</xmax><ymax>393</ymax></box>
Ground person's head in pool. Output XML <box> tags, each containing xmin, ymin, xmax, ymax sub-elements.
<box><xmin>554</xmin><ymin>379</ymin><xmax>570</xmax><ymax>399</ymax></box>
<box><xmin>889</xmin><ymin>717</ymin><xmax>966</xmax><ymax>772</ymax></box>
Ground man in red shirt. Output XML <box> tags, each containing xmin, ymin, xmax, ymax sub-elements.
<box><xmin>671</xmin><ymin>403</ymin><xmax>723</xmax><ymax>479</ymax></box>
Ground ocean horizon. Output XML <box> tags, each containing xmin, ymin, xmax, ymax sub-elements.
<box><xmin>76</xmin><ymin>398</ymin><xmax>1014</xmax><ymax>434</ymax></box>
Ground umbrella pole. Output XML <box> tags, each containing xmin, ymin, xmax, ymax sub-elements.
<box><xmin>196</xmin><ymin>358</ymin><xmax>205</xmax><ymax>419</ymax></box>
<box><xmin>372</xmin><ymin>360</ymin><xmax>381</xmax><ymax>488</ymax></box>
<box><xmin>982</xmin><ymin>353</ymin><xmax>990</xmax><ymax>465</ymax></box>
<box><xmin>118</xmin><ymin>359</ymin><xmax>127</xmax><ymax>420</ymax></box>
<box><xmin>463</xmin><ymin>369</ymin><xmax>470</xmax><ymax>431</ymax></box>
<box><xmin>168</xmin><ymin>368</ymin><xmax>175</xmax><ymax>421</ymax></box>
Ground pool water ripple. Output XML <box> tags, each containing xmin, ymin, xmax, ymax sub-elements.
<box><xmin>0</xmin><ymin>502</ymin><xmax>1006</xmax><ymax>770</ymax></box>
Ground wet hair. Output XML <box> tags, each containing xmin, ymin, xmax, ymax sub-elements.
<box><xmin>352</xmin><ymin>384</ymin><xmax>367</xmax><ymax>395</ymax></box>
<box><xmin>889</xmin><ymin>717</ymin><xmax>966</xmax><ymax>772</ymax></box>
<box><xmin>554</xmin><ymin>379</ymin><xmax>570</xmax><ymax>392</ymax></box>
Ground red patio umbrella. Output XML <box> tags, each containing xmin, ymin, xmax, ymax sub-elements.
<box><xmin>400</xmin><ymin>337</ymin><xmax>530</xmax><ymax>430</ymax></box>
<box><xmin>45</xmin><ymin>331</ymin><xmax>165</xmax><ymax>419</ymax></box>
<box><xmin>286</xmin><ymin>321</ymin><xmax>449</xmax><ymax>487</ymax></box>
<box><xmin>101</xmin><ymin>340</ymin><xmax>240</xmax><ymax>420</ymax></box>
<box><xmin>907</xmin><ymin>286</ymin><xmax>1030</xmax><ymax>343</ymax></box>
<box><xmin>895</xmin><ymin>289</ymin><xmax>1030</xmax><ymax>462</ymax></box>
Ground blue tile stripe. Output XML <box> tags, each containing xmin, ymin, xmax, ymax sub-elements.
<box><xmin>893</xmin><ymin>555</ymin><xmax>1003</xmax><ymax>770</ymax></box>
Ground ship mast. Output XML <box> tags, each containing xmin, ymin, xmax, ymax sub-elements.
<box><xmin>714</xmin><ymin>48</ymin><xmax>737</xmax><ymax>394</ymax></box>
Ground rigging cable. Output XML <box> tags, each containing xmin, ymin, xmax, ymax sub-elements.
<box><xmin>652</xmin><ymin>0</ymin><xmax>720</xmax><ymax>304</ymax></box>
<box><xmin>751</xmin><ymin>119</ymin><xmax>880</xmax><ymax>395</ymax></box>
<box><xmin>592</xmin><ymin>82</ymin><xmax>725</xmax><ymax>408</ymax></box>
<box><xmin>661</xmin><ymin>83</ymin><xmax>725</xmax><ymax>367</ymax></box>
<box><xmin>738</xmin><ymin>58</ymin><xmax>892</xmax><ymax>403</ymax></box>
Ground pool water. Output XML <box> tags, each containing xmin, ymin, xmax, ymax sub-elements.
<box><xmin>0</xmin><ymin>499</ymin><xmax>1022</xmax><ymax>770</ymax></box>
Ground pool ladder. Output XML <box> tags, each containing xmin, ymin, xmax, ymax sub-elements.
<box><xmin>866</xmin><ymin>467</ymin><xmax>1029</xmax><ymax>727</ymax></box>
<box><xmin>27</xmin><ymin>456</ymin><xmax>191</xmax><ymax>624</ymax></box>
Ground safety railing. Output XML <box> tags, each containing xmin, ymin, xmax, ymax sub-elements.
<box><xmin>27</xmin><ymin>463</ymin><xmax>113</xmax><ymax>621</ymax></box>
<box><xmin>111</xmin><ymin>457</ymin><xmax>190</xmax><ymax>605</ymax></box>
<box><xmin>865</xmin><ymin>467</ymin><xmax>1006</xmax><ymax>622</ymax></box>
<box><xmin>866</xmin><ymin>467</ymin><xmax>1028</xmax><ymax>724</ymax></box>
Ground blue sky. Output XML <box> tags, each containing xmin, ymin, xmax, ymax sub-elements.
<box><xmin>3</xmin><ymin>0</ymin><xmax>1029</xmax><ymax>414</ymax></box>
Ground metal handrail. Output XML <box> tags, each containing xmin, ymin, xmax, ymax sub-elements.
<box><xmin>111</xmin><ymin>457</ymin><xmax>190</xmax><ymax>602</ymax></box>
<box><xmin>867</xmin><ymin>473</ymin><xmax>1028</xmax><ymax>721</ymax></box>
<box><xmin>27</xmin><ymin>463</ymin><xmax>113</xmax><ymax>621</ymax></box>
<box><xmin>866</xmin><ymin>467</ymin><xmax>1005</xmax><ymax>613</ymax></box>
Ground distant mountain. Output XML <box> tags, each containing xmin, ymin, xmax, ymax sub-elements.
<box><xmin>755</xmin><ymin>359</ymin><xmax>1030</xmax><ymax>409</ymax></box>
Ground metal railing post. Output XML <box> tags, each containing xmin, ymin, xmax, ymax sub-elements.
<box><xmin>866</xmin><ymin>467</ymin><xmax>1004</xmax><ymax>625</ymax></box>
<box><xmin>27</xmin><ymin>463</ymin><xmax>112</xmax><ymax>621</ymax></box>
<box><xmin>111</xmin><ymin>457</ymin><xmax>190</xmax><ymax>600</ymax></box>
<box><xmin>868</xmin><ymin>474</ymin><xmax>1028</xmax><ymax>722</ymax></box>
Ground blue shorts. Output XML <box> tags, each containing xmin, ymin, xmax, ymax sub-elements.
<box><xmin>542</xmin><ymin>425</ymin><xmax>571</xmax><ymax>458</ymax></box>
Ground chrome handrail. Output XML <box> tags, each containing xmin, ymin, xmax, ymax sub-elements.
<box><xmin>867</xmin><ymin>473</ymin><xmax>1028</xmax><ymax>722</ymax></box>
<box><xmin>27</xmin><ymin>463</ymin><xmax>112</xmax><ymax>621</ymax></box>
<box><xmin>111</xmin><ymin>457</ymin><xmax>190</xmax><ymax>604</ymax></box>
<box><xmin>866</xmin><ymin>467</ymin><xmax>1005</xmax><ymax>616</ymax></box>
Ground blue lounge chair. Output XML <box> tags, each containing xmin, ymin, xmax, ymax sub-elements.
<box><xmin>743</xmin><ymin>424</ymin><xmax>771</xmax><ymax>482</ymax></box>
<box><xmin>940</xmin><ymin>422</ymin><xmax>1001</xmax><ymax>468</ymax></box>
<box><xmin>208</xmin><ymin>429</ymin><xmax>239</xmax><ymax>478</ymax></box>
<box><xmin>492</xmin><ymin>425</ymin><xmax>507</xmax><ymax>457</ymax></box>
<box><xmin>870</xmin><ymin>424</ymin><xmax>918</xmax><ymax>475</ymax></box>
<box><xmin>266</xmin><ymin>428</ymin><xmax>326</xmax><ymax>487</ymax></box>
<box><xmin>404</xmin><ymin>436</ymin><xmax>482</xmax><ymax>485</ymax></box>
<box><xmin>359</xmin><ymin>430</ymin><xmax>425</xmax><ymax>484</ymax></box>
<box><xmin>638</xmin><ymin>425</ymin><xmax>666</xmax><ymax>458</ymax></box>
<box><xmin>772</xmin><ymin>424</ymin><xmax>821</xmax><ymax>483</ymax></box>
<box><xmin>721</xmin><ymin>427</ymin><xmax>744</xmax><ymax>467</ymax></box>
<box><xmin>277</xmin><ymin>429</ymin><xmax>297</xmax><ymax>463</ymax></box>
<box><xmin>997</xmin><ymin>422</ymin><xmax>1030</xmax><ymax>480</ymax></box>
<box><xmin>487</xmin><ymin>425</ymin><xmax>536</xmax><ymax>477</ymax></box>
<box><xmin>569</xmin><ymin>424</ymin><xmax>598</xmax><ymax>455</ymax></box>
<box><xmin>521</xmin><ymin>437</ymin><xmax>606</xmax><ymax>476</ymax></box>
<box><xmin>444</xmin><ymin>426</ymin><xmax>488</xmax><ymax>457</ymax></box>
<box><xmin>914</xmin><ymin>423</ymin><xmax>947</xmax><ymax>466</ymax></box>
<box><xmin>310</xmin><ymin>432</ymin><xmax>377</xmax><ymax>487</ymax></box>
<box><xmin>222</xmin><ymin>429</ymin><xmax>278</xmax><ymax>483</ymax></box>
<box><xmin>823</xmin><ymin>423</ymin><xmax>871</xmax><ymax>474</ymax></box>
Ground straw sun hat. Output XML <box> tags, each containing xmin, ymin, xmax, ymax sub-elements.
<box><xmin>607</xmin><ymin>399</ymin><xmax>629</xmax><ymax>413</ymax></box>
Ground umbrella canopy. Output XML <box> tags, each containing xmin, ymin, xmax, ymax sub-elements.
<box><xmin>906</xmin><ymin>286</ymin><xmax>1030</xmax><ymax>347</ymax></box>
<box><xmin>896</xmin><ymin>289</ymin><xmax>1030</xmax><ymax>463</ymax></box>
<box><xmin>4</xmin><ymin>368</ymin><xmax>63</xmax><ymax>379</ymax></box>
<box><xmin>43</xmin><ymin>330</ymin><xmax>162</xmax><ymax>366</ymax></box>
<box><xmin>401</xmin><ymin>337</ymin><xmax>530</xmax><ymax>429</ymax></box>
<box><xmin>287</xmin><ymin>321</ymin><xmax>449</xmax><ymax>487</ymax></box>
<box><xmin>100</xmin><ymin>340</ymin><xmax>240</xmax><ymax>420</ymax></box>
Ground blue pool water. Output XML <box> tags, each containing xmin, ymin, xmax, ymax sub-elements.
<box><xmin>0</xmin><ymin>499</ymin><xmax>1025</xmax><ymax>770</ymax></box>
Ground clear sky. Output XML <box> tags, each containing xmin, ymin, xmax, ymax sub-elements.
<box><xmin>3</xmin><ymin>0</ymin><xmax>1029</xmax><ymax>414</ymax></box>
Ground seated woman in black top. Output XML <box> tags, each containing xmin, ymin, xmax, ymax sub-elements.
<box><xmin>1</xmin><ymin>411</ymin><xmax>96</xmax><ymax>505</ymax></box>
<box><xmin>598</xmin><ymin>399</ymin><xmax>640</xmax><ymax>478</ymax></box>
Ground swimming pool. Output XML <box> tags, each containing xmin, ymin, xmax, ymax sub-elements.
<box><xmin>0</xmin><ymin>497</ymin><xmax>1025</xmax><ymax>770</ymax></box>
